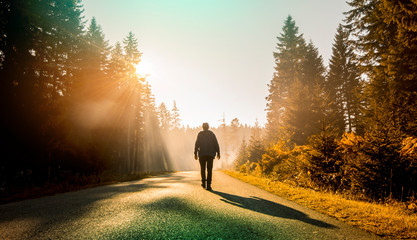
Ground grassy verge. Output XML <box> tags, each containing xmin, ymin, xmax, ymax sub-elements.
<box><xmin>0</xmin><ymin>171</ymin><xmax>170</xmax><ymax>205</ymax></box>
<box><xmin>223</xmin><ymin>170</ymin><xmax>417</xmax><ymax>239</ymax></box>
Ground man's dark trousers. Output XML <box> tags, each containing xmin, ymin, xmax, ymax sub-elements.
<box><xmin>199</xmin><ymin>155</ymin><xmax>214</xmax><ymax>186</ymax></box>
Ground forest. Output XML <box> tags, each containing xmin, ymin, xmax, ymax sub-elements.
<box><xmin>1</xmin><ymin>0</ymin><xmax>417</xmax><ymax>205</ymax></box>
<box><xmin>0</xmin><ymin>0</ymin><xmax>257</xmax><ymax>199</ymax></box>
<box><xmin>234</xmin><ymin>0</ymin><xmax>417</xmax><ymax>202</ymax></box>
<box><xmin>0</xmin><ymin>0</ymin><xmax>185</xmax><ymax>198</ymax></box>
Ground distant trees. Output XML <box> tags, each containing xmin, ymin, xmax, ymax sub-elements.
<box><xmin>157</xmin><ymin>102</ymin><xmax>172</xmax><ymax>130</ymax></box>
<box><xmin>171</xmin><ymin>101</ymin><xmax>181</xmax><ymax>129</ymax></box>
<box><xmin>234</xmin><ymin>139</ymin><xmax>248</xmax><ymax>171</ymax></box>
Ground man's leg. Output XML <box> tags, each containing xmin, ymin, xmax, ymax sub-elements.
<box><xmin>206</xmin><ymin>157</ymin><xmax>214</xmax><ymax>190</ymax></box>
<box><xmin>199</xmin><ymin>158</ymin><xmax>206</xmax><ymax>188</ymax></box>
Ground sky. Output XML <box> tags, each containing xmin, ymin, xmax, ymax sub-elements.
<box><xmin>82</xmin><ymin>0</ymin><xmax>351</xmax><ymax>128</ymax></box>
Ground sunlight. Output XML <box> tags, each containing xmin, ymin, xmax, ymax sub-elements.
<box><xmin>136</xmin><ymin>57</ymin><xmax>154</xmax><ymax>78</ymax></box>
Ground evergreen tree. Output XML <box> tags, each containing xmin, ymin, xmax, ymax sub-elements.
<box><xmin>158</xmin><ymin>102</ymin><xmax>172</xmax><ymax>130</ymax></box>
<box><xmin>74</xmin><ymin>17</ymin><xmax>110</xmax><ymax>111</ymax></box>
<box><xmin>234</xmin><ymin>139</ymin><xmax>248</xmax><ymax>171</ymax></box>
<box><xmin>171</xmin><ymin>100</ymin><xmax>181</xmax><ymax>129</ymax></box>
<box><xmin>142</xmin><ymin>82</ymin><xmax>157</xmax><ymax>115</ymax></box>
<box><xmin>82</xmin><ymin>17</ymin><xmax>109</xmax><ymax>84</ymax></box>
<box><xmin>48</xmin><ymin>0</ymin><xmax>85</xmax><ymax>97</ymax></box>
<box><xmin>230</xmin><ymin>117</ymin><xmax>241</xmax><ymax>150</ymax></box>
<box><xmin>0</xmin><ymin>0</ymin><xmax>43</xmax><ymax>184</ymax></box>
<box><xmin>286</xmin><ymin>41</ymin><xmax>326</xmax><ymax>145</ymax></box>
<box><xmin>0</xmin><ymin>0</ymin><xmax>87</xmax><ymax>185</ymax></box>
<box><xmin>0</xmin><ymin>0</ymin><xmax>7</xmax><ymax>68</ymax></box>
<box><xmin>266</xmin><ymin>15</ymin><xmax>306</xmax><ymax>143</ymax></box>
<box><xmin>247</xmin><ymin>120</ymin><xmax>265</xmax><ymax>163</ymax></box>
<box><xmin>327</xmin><ymin>24</ymin><xmax>363</xmax><ymax>135</ymax></box>
<box><xmin>108</xmin><ymin>42</ymin><xmax>125</xmax><ymax>87</ymax></box>
<box><xmin>346</xmin><ymin>0</ymin><xmax>417</xmax><ymax>136</ymax></box>
<box><xmin>344</xmin><ymin>0</ymin><xmax>417</xmax><ymax>200</ymax></box>
<box><xmin>304</xmin><ymin>41</ymin><xmax>327</xmax><ymax>136</ymax></box>
<box><xmin>122</xmin><ymin>32</ymin><xmax>143</xmax><ymax>174</ymax></box>
<box><xmin>123</xmin><ymin>31</ymin><xmax>142</xmax><ymax>80</ymax></box>
<box><xmin>308</xmin><ymin>124</ymin><xmax>342</xmax><ymax>191</ymax></box>
<box><xmin>0</xmin><ymin>0</ymin><xmax>169</xmax><ymax>191</ymax></box>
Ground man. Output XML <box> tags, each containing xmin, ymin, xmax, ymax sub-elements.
<box><xmin>194</xmin><ymin>122</ymin><xmax>220</xmax><ymax>190</ymax></box>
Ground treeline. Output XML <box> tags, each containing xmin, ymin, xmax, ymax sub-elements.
<box><xmin>235</xmin><ymin>1</ymin><xmax>417</xmax><ymax>202</ymax></box>
<box><xmin>157</xmin><ymin>112</ymin><xmax>255</xmax><ymax>171</ymax></box>
<box><xmin>0</xmin><ymin>0</ymin><xmax>172</xmax><ymax>195</ymax></box>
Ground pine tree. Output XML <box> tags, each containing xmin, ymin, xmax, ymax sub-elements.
<box><xmin>0</xmin><ymin>0</ymin><xmax>87</xmax><ymax>184</ymax></box>
<box><xmin>108</xmin><ymin>42</ymin><xmax>125</xmax><ymax>87</ymax></box>
<box><xmin>0</xmin><ymin>0</ymin><xmax>8</xmax><ymax>68</ymax></box>
<box><xmin>304</xmin><ymin>42</ymin><xmax>327</xmax><ymax>136</ymax></box>
<box><xmin>230</xmin><ymin>117</ymin><xmax>241</xmax><ymax>150</ymax></box>
<box><xmin>247</xmin><ymin>120</ymin><xmax>265</xmax><ymax>163</ymax></box>
<box><xmin>158</xmin><ymin>102</ymin><xmax>172</xmax><ymax>130</ymax></box>
<box><xmin>142</xmin><ymin>82</ymin><xmax>157</xmax><ymax>115</ymax></box>
<box><xmin>122</xmin><ymin>32</ymin><xmax>143</xmax><ymax>174</ymax></box>
<box><xmin>327</xmin><ymin>24</ymin><xmax>363</xmax><ymax>135</ymax></box>
<box><xmin>266</xmin><ymin>15</ymin><xmax>306</xmax><ymax>143</ymax></box>
<box><xmin>74</xmin><ymin>17</ymin><xmax>110</xmax><ymax>109</ymax></box>
<box><xmin>83</xmin><ymin>17</ymin><xmax>109</xmax><ymax>80</ymax></box>
<box><xmin>286</xmin><ymin>41</ymin><xmax>326</xmax><ymax>145</ymax></box>
<box><xmin>123</xmin><ymin>31</ymin><xmax>142</xmax><ymax>79</ymax></box>
<box><xmin>346</xmin><ymin>0</ymin><xmax>417</xmax><ymax>136</ymax></box>
<box><xmin>234</xmin><ymin>139</ymin><xmax>248</xmax><ymax>171</ymax></box>
<box><xmin>344</xmin><ymin>0</ymin><xmax>417</xmax><ymax>200</ymax></box>
<box><xmin>0</xmin><ymin>0</ymin><xmax>44</xmax><ymax>184</ymax></box>
<box><xmin>49</xmin><ymin>0</ymin><xmax>85</xmax><ymax>97</ymax></box>
<box><xmin>171</xmin><ymin>100</ymin><xmax>181</xmax><ymax>129</ymax></box>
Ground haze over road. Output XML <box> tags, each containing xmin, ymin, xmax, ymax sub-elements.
<box><xmin>0</xmin><ymin>171</ymin><xmax>379</xmax><ymax>239</ymax></box>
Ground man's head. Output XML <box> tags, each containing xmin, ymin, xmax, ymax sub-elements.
<box><xmin>202</xmin><ymin>122</ymin><xmax>209</xmax><ymax>131</ymax></box>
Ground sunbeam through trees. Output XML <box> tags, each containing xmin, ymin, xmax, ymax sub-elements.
<box><xmin>1</xmin><ymin>0</ymin><xmax>417</xmax><ymax>209</ymax></box>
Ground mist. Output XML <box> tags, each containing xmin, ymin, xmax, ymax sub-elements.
<box><xmin>154</xmin><ymin>122</ymin><xmax>256</xmax><ymax>172</ymax></box>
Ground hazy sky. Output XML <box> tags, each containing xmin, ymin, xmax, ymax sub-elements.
<box><xmin>82</xmin><ymin>0</ymin><xmax>350</xmax><ymax>128</ymax></box>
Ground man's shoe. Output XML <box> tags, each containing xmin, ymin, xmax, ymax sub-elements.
<box><xmin>206</xmin><ymin>185</ymin><xmax>212</xmax><ymax>191</ymax></box>
<box><xmin>201</xmin><ymin>182</ymin><xmax>206</xmax><ymax>188</ymax></box>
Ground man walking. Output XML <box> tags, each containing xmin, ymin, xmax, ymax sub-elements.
<box><xmin>194</xmin><ymin>122</ymin><xmax>220</xmax><ymax>190</ymax></box>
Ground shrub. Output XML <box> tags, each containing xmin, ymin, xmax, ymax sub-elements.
<box><xmin>339</xmin><ymin>130</ymin><xmax>415</xmax><ymax>201</ymax></box>
<box><xmin>260</xmin><ymin>141</ymin><xmax>289</xmax><ymax>175</ymax></box>
<box><xmin>307</xmin><ymin>129</ymin><xmax>342</xmax><ymax>191</ymax></box>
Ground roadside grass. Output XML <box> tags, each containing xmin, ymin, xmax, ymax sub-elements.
<box><xmin>223</xmin><ymin>170</ymin><xmax>417</xmax><ymax>239</ymax></box>
<box><xmin>0</xmin><ymin>171</ymin><xmax>171</xmax><ymax>205</ymax></box>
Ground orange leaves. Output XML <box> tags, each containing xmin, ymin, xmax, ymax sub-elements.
<box><xmin>400</xmin><ymin>137</ymin><xmax>417</xmax><ymax>167</ymax></box>
<box><xmin>339</xmin><ymin>132</ymin><xmax>364</xmax><ymax>149</ymax></box>
<box><xmin>400</xmin><ymin>136</ymin><xmax>417</xmax><ymax>156</ymax></box>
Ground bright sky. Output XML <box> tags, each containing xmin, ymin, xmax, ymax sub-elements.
<box><xmin>83</xmin><ymin>0</ymin><xmax>350</xmax><ymax>128</ymax></box>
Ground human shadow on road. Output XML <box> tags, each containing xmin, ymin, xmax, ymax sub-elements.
<box><xmin>211</xmin><ymin>191</ymin><xmax>335</xmax><ymax>229</ymax></box>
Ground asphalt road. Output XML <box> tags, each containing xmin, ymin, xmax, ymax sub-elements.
<box><xmin>0</xmin><ymin>171</ymin><xmax>380</xmax><ymax>240</ymax></box>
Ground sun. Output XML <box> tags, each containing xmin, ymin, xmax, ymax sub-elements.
<box><xmin>135</xmin><ymin>57</ymin><xmax>154</xmax><ymax>78</ymax></box>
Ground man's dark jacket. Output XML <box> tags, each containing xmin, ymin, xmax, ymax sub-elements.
<box><xmin>194</xmin><ymin>130</ymin><xmax>220</xmax><ymax>158</ymax></box>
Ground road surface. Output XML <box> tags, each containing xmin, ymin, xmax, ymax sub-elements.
<box><xmin>0</xmin><ymin>171</ymin><xmax>379</xmax><ymax>239</ymax></box>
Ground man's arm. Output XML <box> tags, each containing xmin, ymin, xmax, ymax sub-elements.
<box><xmin>194</xmin><ymin>133</ymin><xmax>200</xmax><ymax>160</ymax></box>
<box><xmin>213</xmin><ymin>134</ymin><xmax>220</xmax><ymax>159</ymax></box>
